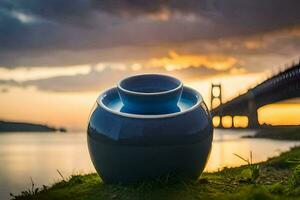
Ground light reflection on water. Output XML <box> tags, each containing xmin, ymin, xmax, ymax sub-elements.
<box><xmin>0</xmin><ymin>130</ymin><xmax>299</xmax><ymax>199</ymax></box>
<box><xmin>207</xmin><ymin>130</ymin><xmax>299</xmax><ymax>171</ymax></box>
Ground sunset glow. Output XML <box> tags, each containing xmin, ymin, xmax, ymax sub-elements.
<box><xmin>148</xmin><ymin>51</ymin><xmax>237</xmax><ymax>71</ymax></box>
<box><xmin>1</xmin><ymin>1</ymin><xmax>300</xmax><ymax>199</ymax></box>
<box><xmin>258</xmin><ymin>102</ymin><xmax>300</xmax><ymax>126</ymax></box>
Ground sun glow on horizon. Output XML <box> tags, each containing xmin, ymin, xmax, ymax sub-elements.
<box><xmin>258</xmin><ymin>102</ymin><xmax>300</xmax><ymax>126</ymax></box>
<box><xmin>0</xmin><ymin>86</ymin><xmax>98</xmax><ymax>131</ymax></box>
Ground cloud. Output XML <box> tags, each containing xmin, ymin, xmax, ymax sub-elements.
<box><xmin>0</xmin><ymin>0</ymin><xmax>299</xmax><ymax>67</ymax></box>
<box><xmin>0</xmin><ymin>51</ymin><xmax>241</xmax><ymax>91</ymax></box>
<box><xmin>1</xmin><ymin>88</ymin><xmax>8</xmax><ymax>93</ymax></box>
<box><xmin>0</xmin><ymin>63</ymin><xmax>236</xmax><ymax>92</ymax></box>
<box><xmin>23</xmin><ymin>67</ymin><xmax>127</xmax><ymax>92</ymax></box>
<box><xmin>0</xmin><ymin>67</ymin><xmax>124</xmax><ymax>92</ymax></box>
<box><xmin>172</xmin><ymin>65</ymin><xmax>233</xmax><ymax>80</ymax></box>
<box><xmin>0</xmin><ymin>65</ymin><xmax>91</xmax><ymax>81</ymax></box>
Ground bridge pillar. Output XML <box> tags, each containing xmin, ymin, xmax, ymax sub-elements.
<box><xmin>231</xmin><ymin>116</ymin><xmax>234</xmax><ymax>128</ymax></box>
<box><xmin>247</xmin><ymin>92</ymin><xmax>259</xmax><ymax>129</ymax></box>
<box><xmin>220</xmin><ymin>116</ymin><xmax>224</xmax><ymax>128</ymax></box>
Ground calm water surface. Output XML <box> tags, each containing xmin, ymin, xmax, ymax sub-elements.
<box><xmin>0</xmin><ymin>129</ymin><xmax>299</xmax><ymax>199</ymax></box>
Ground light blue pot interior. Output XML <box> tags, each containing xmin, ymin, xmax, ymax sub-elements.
<box><xmin>119</xmin><ymin>74</ymin><xmax>181</xmax><ymax>93</ymax></box>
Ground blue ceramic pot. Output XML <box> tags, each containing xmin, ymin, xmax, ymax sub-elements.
<box><xmin>87</xmin><ymin>74</ymin><xmax>213</xmax><ymax>184</ymax></box>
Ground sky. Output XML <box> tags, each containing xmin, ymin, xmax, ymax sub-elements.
<box><xmin>0</xmin><ymin>0</ymin><xmax>300</xmax><ymax>131</ymax></box>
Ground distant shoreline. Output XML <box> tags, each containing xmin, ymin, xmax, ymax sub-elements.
<box><xmin>0</xmin><ymin>120</ymin><xmax>67</xmax><ymax>133</ymax></box>
<box><xmin>242</xmin><ymin>126</ymin><xmax>300</xmax><ymax>141</ymax></box>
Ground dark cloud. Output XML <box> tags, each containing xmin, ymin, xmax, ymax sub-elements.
<box><xmin>95</xmin><ymin>0</ymin><xmax>300</xmax><ymax>31</ymax></box>
<box><xmin>0</xmin><ymin>88</ymin><xmax>9</xmax><ymax>93</ymax></box>
<box><xmin>23</xmin><ymin>67</ymin><xmax>128</xmax><ymax>92</ymax></box>
<box><xmin>0</xmin><ymin>0</ymin><xmax>299</xmax><ymax>67</ymax></box>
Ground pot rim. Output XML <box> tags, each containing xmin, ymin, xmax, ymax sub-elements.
<box><xmin>117</xmin><ymin>74</ymin><xmax>183</xmax><ymax>96</ymax></box>
<box><xmin>97</xmin><ymin>86</ymin><xmax>203</xmax><ymax>119</ymax></box>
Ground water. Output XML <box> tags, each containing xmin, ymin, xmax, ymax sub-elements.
<box><xmin>0</xmin><ymin>130</ymin><xmax>299</xmax><ymax>200</ymax></box>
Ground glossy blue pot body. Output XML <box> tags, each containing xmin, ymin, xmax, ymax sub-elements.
<box><xmin>87</xmin><ymin>85</ymin><xmax>213</xmax><ymax>184</ymax></box>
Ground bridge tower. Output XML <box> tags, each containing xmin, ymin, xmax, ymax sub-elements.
<box><xmin>211</xmin><ymin>83</ymin><xmax>222</xmax><ymax>109</ymax></box>
<box><xmin>247</xmin><ymin>91</ymin><xmax>259</xmax><ymax>128</ymax></box>
<box><xmin>211</xmin><ymin>83</ymin><xmax>223</xmax><ymax>127</ymax></box>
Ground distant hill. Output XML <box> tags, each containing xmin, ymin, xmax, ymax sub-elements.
<box><xmin>0</xmin><ymin>120</ymin><xmax>67</xmax><ymax>132</ymax></box>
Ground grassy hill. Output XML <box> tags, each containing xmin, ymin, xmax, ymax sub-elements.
<box><xmin>11</xmin><ymin>147</ymin><xmax>300</xmax><ymax>200</ymax></box>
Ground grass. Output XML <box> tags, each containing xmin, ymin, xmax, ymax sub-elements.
<box><xmin>233</xmin><ymin>151</ymin><xmax>260</xmax><ymax>183</ymax></box>
<box><xmin>11</xmin><ymin>147</ymin><xmax>300</xmax><ymax>200</ymax></box>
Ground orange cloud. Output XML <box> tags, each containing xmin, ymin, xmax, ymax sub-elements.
<box><xmin>244</xmin><ymin>40</ymin><xmax>265</xmax><ymax>50</ymax></box>
<box><xmin>147</xmin><ymin>7</ymin><xmax>171</xmax><ymax>21</ymax></box>
<box><xmin>148</xmin><ymin>51</ymin><xmax>237</xmax><ymax>71</ymax></box>
<box><xmin>229</xmin><ymin>67</ymin><xmax>247</xmax><ymax>74</ymax></box>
